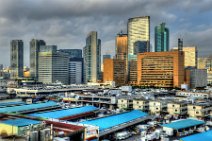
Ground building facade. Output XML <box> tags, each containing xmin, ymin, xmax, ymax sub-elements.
<box><xmin>116</xmin><ymin>33</ymin><xmax>128</xmax><ymax>60</ymax></box>
<box><xmin>155</xmin><ymin>23</ymin><xmax>169</xmax><ymax>52</ymax></box>
<box><xmin>38</xmin><ymin>46</ymin><xmax>69</xmax><ymax>84</ymax></box>
<box><xmin>198</xmin><ymin>57</ymin><xmax>212</xmax><ymax>85</ymax></box>
<box><xmin>69</xmin><ymin>58</ymin><xmax>83</xmax><ymax>84</ymax></box>
<box><xmin>185</xmin><ymin>68</ymin><xmax>207</xmax><ymax>88</ymax></box>
<box><xmin>30</xmin><ymin>39</ymin><xmax>46</xmax><ymax>80</ymax></box>
<box><xmin>128</xmin><ymin>16</ymin><xmax>150</xmax><ymax>61</ymax></box>
<box><xmin>59</xmin><ymin>49</ymin><xmax>82</xmax><ymax>58</ymax></box>
<box><xmin>10</xmin><ymin>40</ymin><xmax>24</xmax><ymax>78</ymax></box>
<box><xmin>137</xmin><ymin>51</ymin><xmax>185</xmax><ymax>88</ymax></box>
<box><xmin>83</xmin><ymin>31</ymin><xmax>101</xmax><ymax>83</ymax></box>
<box><xmin>103</xmin><ymin>58</ymin><xmax>127</xmax><ymax>86</ymax></box>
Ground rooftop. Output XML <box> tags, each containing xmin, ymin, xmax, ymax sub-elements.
<box><xmin>181</xmin><ymin>130</ymin><xmax>212</xmax><ymax>141</ymax></box>
<box><xmin>29</xmin><ymin>106</ymin><xmax>98</xmax><ymax>119</ymax></box>
<box><xmin>0</xmin><ymin>118</ymin><xmax>40</xmax><ymax>127</ymax></box>
<box><xmin>0</xmin><ymin>101</ymin><xmax>58</xmax><ymax>113</ymax></box>
<box><xmin>81</xmin><ymin>110</ymin><xmax>148</xmax><ymax>131</ymax></box>
<box><xmin>162</xmin><ymin>118</ymin><xmax>205</xmax><ymax>130</ymax></box>
<box><xmin>0</xmin><ymin>101</ymin><xmax>26</xmax><ymax>107</ymax></box>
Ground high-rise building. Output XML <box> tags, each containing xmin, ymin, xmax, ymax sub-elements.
<box><xmin>116</xmin><ymin>33</ymin><xmax>128</xmax><ymax>60</ymax></box>
<box><xmin>0</xmin><ymin>64</ymin><xmax>3</xmax><ymax>70</ymax></box>
<box><xmin>103</xmin><ymin>58</ymin><xmax>127</xmax><ymax>86</ymax></box>
<box><xmin>69</xmin><ymin>58</ymin><xmax>83</xmax><ymax>84</ymax></box>
<box><xmin>198</xmin><ymin>57</ymin><xmax>212</xmax><ymax>84</ymax></box>
<box><xmin>59</xmin><ymin>49</ymin><xmax>82</xmax><ymax>58</ymax></box>
<box><xmin>10</xmin><ymin>40</ymin><xmax>24</xmax><ymax>78</ymax></box>
<box><xmin>173</xmin><ymin>46</ymin><xmax>198</xmax><ymax>68</ymax></box>
<box><xmin>30</xmin><ymin>39</ymin><xmax>46</xmax><ymax>80</ymax></box>
<box><xmin>83</xmin><ymin>31</ymin><xmax>101</xmax><ymax>83</ymax></box>
<box><xmin>103</xmin><ymin>54</ymin><xmax>111</xmax><ymax>60</ymax></box>
<box><xmin>128</xmin><ymin>60</ymin><xmax>137</xmax><ymax>85</ymax></box>
<box><xmin>128</xmin><ymin>16</ymin><xmax>150</xmax><ymax>61</ymax></box>
<box><xmin>137</xmin><ymin>51</ymin><xmax>184</xmax><ymax>88</ymax></box>
<box><xmin>38</xmin><ymin>46</ymin><xmax>69</xmax><ymax>84</ymax></box>
<box><xmin>59</xmin><ymin>49</ymin><xmax>83</xmax><ymax>84</ymax></box>
<box><xmin>155</xmin><ymin>23</ymin><xmax>169</xmax><ymax>52</ymax></box>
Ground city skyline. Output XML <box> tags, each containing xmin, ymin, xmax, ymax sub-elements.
<box><xmin>0</xmin><ymin>0</ymin><xmax>212</xmax><ymax>66</ymax></box>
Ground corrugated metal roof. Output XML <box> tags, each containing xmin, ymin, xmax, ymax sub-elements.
<box><xmin>0</xmin><ymin>101</ymin><xmax>26</xmax><ymax>107</ymax></box>
<box><xmin>81</xmin><ymin>110</ymin><xmax>148</xmax><ymax>131</ymax></box>
<box><xmin>1</xmin><ymin>118</ymin><xmax>40</xmax><ymax>127</ymax></box>
<box><xmin>29</xmin><ymin>106</ymin><xmax>98</xmax><ymax>119</ymax></box>
<box><xmin>162</xmin><ymin>118</ymin><xmax>205</xmax><ymax>130</ymax></box>
<box><xmin>181</xmin><ymin>130</ymin><xmax>212</xmax><ymax>141</ymax></box>
<box><xmin>0</xmin><ymin>101</ymin><xmax>58</xmax><ymax>113</ymax></box>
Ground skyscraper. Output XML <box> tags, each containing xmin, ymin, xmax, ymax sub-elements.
<box><xmin>59</xmin><ymin>49</ymin><xmax>83</xmax><ymax>84</ymax></box>
<box><xmin>116</xmin><ymin>33</ymin><xmax>128</xmax><ymax>60</ymax></box>
<box><xmin>38</xmin><ymin>45</ymin><xmax>69</xmax><ymax>84</ymax></box>
<box><xmin>83</xmin><ymin>31</ymin><xmax>101</xmax><ymax>83</ymax></box>
<box><xmin>59</xmin><ymin>49</ymin><xmax>82</xmax><ymax>58</ymax></box>
<box><xmin>30</xmin><ymin>39</ymin><xmax>46</xmax><ymax>80</ymax></box>
<box><xmin>128</xmin><ymin>16</ymin><xmax>150</xmax><ymax>61</ymax></box>
<box><xmin>10</xmin><ymin>40</ymin><xmax>24</xmax><ymax>78</ymax></box>
<box><xmin>155</xmin><ymin>23</ymin><xmax>169</xmax><ymax>52</ymax></box>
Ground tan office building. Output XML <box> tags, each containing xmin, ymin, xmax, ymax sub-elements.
<box><xmin>116</xmin><ymin>33</ymin><xmax>128</xmax><ymax>60</ymax></box>
<box><xmin>173</xmin><ymin>46</ymin><xmax>197</xmax><ymax>68</ymax></box>
<box><xmin>103</xmin><ymin>58</ymin><xmax>127</xmax><ymax>86</ymax></box>
<box><xmin>137</xmin><ymin>51</ymin><xmax>184</xmax><ymax>88</ymax></box>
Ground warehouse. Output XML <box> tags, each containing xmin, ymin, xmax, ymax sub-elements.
<box><xmin>180</xmin><ymin>130</ymin><xmax>212</xmax><ymax>141</ymax></box>
<box><xmin>80</xmin><ymin>110</ymin><xmax>150</xmax><ymax>138</ymax></box>
<box><xmin>0</xmin><ymin>118</ymin><xmax>41</xmax><ymax>136</ymax></box>
<box><xmin>162</xmin><ymin>118</ymin><xmax>205</xmax><ymax>137</ymax></box>
<box><xmin>29</xmin><ymin>105</ymin><xmax>99</xmax><ymax>120</ymax></box>
<box><xmin>0</xmin><ymin>101</ymin><xmax>60</xmax><ymax>114</ymax></box>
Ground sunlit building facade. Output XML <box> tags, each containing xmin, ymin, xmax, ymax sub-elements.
<box><xmin>137</xmin><ymin>51</ymin><xmax>184</xmax><ymax>88</ymax></box>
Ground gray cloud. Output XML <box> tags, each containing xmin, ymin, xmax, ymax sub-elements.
<box><xmin>0</xmin><ymin>0</ymin><xmax>211</xmax><ymax>66</ymax></box>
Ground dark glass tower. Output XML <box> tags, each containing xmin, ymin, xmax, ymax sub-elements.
<box><xmin>155</xmin><ymin>23</ymin><xmax>169</xmax><ymax>52</ymax></box>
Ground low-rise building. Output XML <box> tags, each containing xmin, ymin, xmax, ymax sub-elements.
<box><xmin>187</xmin><ymin>102</ymin><xmax>212</xmax><ymax>118</ymax></box>
<box><xmin>149</xmin><ymin>100</ymin><xmax>167</xmax><ymax>115</ymax></box>
<box><xmin>133</xmin><ymin>99</ymin><xmax>149</xmax><ymax>112</ymax></box>
<box><xmin>167</xmin><ymin>101</ymin><xmax>189</xmax><ymax>116</ymax></box>
<box><xmin>176</xmin><ymin>91</ymin><xmax>211</xmax><ymax>99</ymax></box>
<box><xmin>117</xmin><ymin>98</ymin><xmax>133</xmax><ymax>110</ymax></box>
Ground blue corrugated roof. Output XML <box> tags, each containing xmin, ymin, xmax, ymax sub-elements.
<box><xmin>0</xmin><ymin>101</ymin><xmax>26</xmax><ymax>107</ymax></box>
<box><xmin>81</xmin><ymin>110</ymin><xmax>148</xmax><ymax>131</ymax></box>
<box><xmin>162</xmin><ymin>119</ymin><xmax>205</xmax><ymax>130</ymax></box>
<box><xmin>0</xmin><ymin>101</ymin><xmax>58</xmax><ymax>113</ymax></box>
<box><xmin>1</xmin><ymin>118</ymin><xmax>40</xmax><ymax>127</ymax></box>
<box><xmin>29</xmin><ymin>106</ymin><xmax>98</xmax><ymax>119</ymax></box>
<box><xmin>181</xmin><ymin>130</ymin><xmax>212</xmax><ymax>141</ymax></box>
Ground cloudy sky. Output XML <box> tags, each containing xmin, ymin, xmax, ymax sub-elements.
<box><xmin>0</xmin><ymin>0</ymin><xmax>212</xmax><ymax>66</ymax></box>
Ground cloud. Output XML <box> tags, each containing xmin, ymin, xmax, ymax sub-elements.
<box><xmin>0</xmin><ymin>0</ymin><xmax>211</xmax><ymax>66</ymax></box>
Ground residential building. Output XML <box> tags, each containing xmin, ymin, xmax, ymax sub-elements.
<box><xmin>133</xmin><ymin>99</ymin><xmax>149</xmax><ymax>112</ymax></box>
<box><xmin>83</xmin><ymin>31</ymin><xmax>101</xmax><ymax>83</ymax></box>
<box><xmin>167</xmin><ymin>101</ymin><xmax>188</xmax><ymax>116</ymax></box>
<box><xmin>176</xmin><ymin>91</ymin><xmax>211</xmax><ymax>99</ymax></box>
<box><xmin>155</xmin><ymin>23</ymin><xmax>169</xmax><ymax>52</ymax></box>
<box><xmin>137</xmin><ymin>51</ymin><xmax>185</xmax><ymax>88</ymax></box>
<box><xmin>30</xmin><ymin>39</ymin><xmax>46</xmax><ymax>80</ymax></box>
<box><xmin>10</xmin><ymin>40</ymin><xmax>24</xmax><ymax>78</ymax></box>
<box><xmin>117</xmin><ymin>98</ymin><xmax>133</xmax><ymax>110</ymax></box>
<box><xmin>149</xmin><ymin>100</ymin><xmax>167</xmax><ymax>114</ymax></box>
<box><xmin>187</xmin><ymin>102</ymin><xmax>212</xmax><ymax>118</ymax></box>
<box><xmin>38</xmin><ymin>46</ymin><xmax>69</xmax><ymax>84</ymax></box>
<box><xmin>128</xmin><ymin>16</ymin><xmax>150</xmax><ymax>61</ymax></box>
<box><xmin>103</xmin><ymin>58</ymin><xmax>127</xmax><ymax>86</ymax></box>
